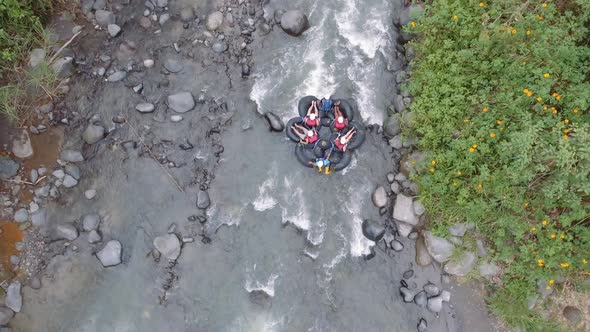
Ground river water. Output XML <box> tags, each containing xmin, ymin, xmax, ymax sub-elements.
<box><xmin>10</xmin><ymin>0</ymin><xmax>482</xmax><ymax>331</ymax></box>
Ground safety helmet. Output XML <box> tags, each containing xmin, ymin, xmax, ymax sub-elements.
<box><xmin>340</xmin><ymin>137</ymin><xmax>347</xmax><ymax>144</ymax></box>
<box><xmin>337</xmin><ymin>116</ymin><xmax>344</xmax><ymax>123</ymax></box>
<box><xmin>307</xmin><ymin>130</ymin><xmax>314</xmax><ymax>137</ymax></box>
<box><xmin>317</xmin><ymin>160</ymin><xmax>324</xmax><ymax>167</ymax></box>
<box><xmin>310</xmin><ymin>113</ymin><xmax>317</xmax><ymax>120</ymax></box>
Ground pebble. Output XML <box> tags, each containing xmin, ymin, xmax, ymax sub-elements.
<box><xmin>371</xmin><ymin>186</ymin><xmax>387</xmax><ymax>208</ymax></box>
<box><xmin>85</xmin><ymin>189</ymin><xmax>97</xmax><ymax>199</ymax></box>
<box><xmin>14</xmin><ymin>208</ymin><xmax>28</xmax><ymax>222</ymax></box>
<box><xmin>390</xmin><ymin>240</ymin><xmax>404</xmax><ymax>252</ymax></box>
<box><xmin>35</xmin><ymin>185</ymin><xmax>50</xmax><ymax>197</ymax></box>
<box><xmin>212</xmin><ymin>41</ymin><xmax>227</xmax><ymax>53</ymax></box>
<box><xmin>170</xmin><ymin>115</ymin><xmax>183</xmax><ymax>123</ymax></box>
<box><xmin>413</xmin><ymin>201</ymin><xmax>425</xmax><ymax>216</ymax></box>
<box><xmin>164</xmin><ymin>58</ymin><xmax>183</xmax><ymax>73</ymax></box>
<box><xmin>168</xmin><ymin>92</ymin><xmax>195</xmax><ymax>113</ymax></box>
<box><xmin>403</xmin><ymin>269</ymin><xmax>414</xmax><ymax>279</ymax></box>
<box><xmin>29</xmin><ymin>276</ymin><xmax>42</xmax><ymax>289</ymax></box>
<box><xmin>408</xmin><ymin>232</ymin><xmax>419</xmax><ymax>240</ymax></box>
<box><xmin>196</xmin><ymin>190</ymin><xmax>210</xmax><ymax>209</ymax></box>
<box><xmin>96</xmin><ymin>240</ymin><xmax>122</xmax><ymax>267</ymax></box>
<box><xmin>0</xmin><ymin>306</ymin><xmax>14</xmax><ymax>326</ymax></box>
<box><xmin>441</xmin><ymin>290</ymin><xmax>451</xmax><ymax>302</ymax></box>
<box><xmin>107</xmin><ymin>24</ymin><xmax>121</xmax><ymax>37</ymax></box>
<box><xmin>443</xmin><ymin>251</ymin><xmax>477</xmax><ymax>277</ymax></box>
<box><xmin>153</xmin><ymin>234</ymin><xmax>181</xmax><ymax>260</ymax></box>
<box><xmin>182</xmin><ymin>236</ymin><xmax>194</xmax><ymax>243</ymax></box>
<box><xmin>427</xmin><ymin>295</ymin><xmax>443</xmax><ymax>313</ymax></box>
<box><xmin>394</xmin><ymin>173</ymin><xmax>407</xmax><ymax>182</ymax></box>
<box><xmin>88</xmin><ymin>230</ymin><xmax>102</xmax><ymax>244</ymax></box>
<box><xmin>56</xmin><ymin>223</ymin><xmax>79</xmax><ymax>241</ymax></box>
<box><xmin>10</xmin><ymin>255</ymin><xmax>20</xmax><ymax>266</ymax></box>
<box><xmin>5</xmin><ymin>281</ymin><xmax>22</xmax><ymax>312</ymax></box>
<box><xmin>30</xmin><ymin>169</ymin><xmax>38</xmax><ymax>183</ymax></box>
<box><xmin>107</xmin><ymin>71</ymin><xmax>127</xmax><ymax>82</ymax></box>
<box><xmin>159</xmin><ymin>13</ymin><xmax>170</xmax><ymax>25</ymax></box>
<box><xmin>133</xmin><ymin>84</ymin><xmax>143</xmax><ymax>94</ymax></box>
<box><xmin>390</xmin><ymin>182</ymin><xmax>401</xmax><ymax>194</ymax></box>
<box><xmin>423</xmin><ymin>231</ymin><xmax>455</xmax><ymax>263</ymax></box>
<box><xmin>424</xmin><ymin>283</ymin><xmax>440</xmax><ymax>297</ymax></box>
<box><xmin>52</xmin><ymin>169</ymin><xmax>65</xmax><ymax>179</ymax></box>
<box><xmin>562</xmin><ymin>306</ymin><xmax>582</xmax><ymax>324</ymax></box>
<box><xmin>448</xmin><ymin>223</ymin><xmax>468</xmax><ymax>237</ymax></box>
<box><xmin>393</xmin><ymin>194</ymin><xmax>418</xmax><ymax>226</ymax></box>
<box><xmin>60</xmin><ymin>150</ymin><xmax>84</xmax><ymax>162</ymax></box>
<box><xmin>63</xmin><ymin>174</ymin><xmax>78</xmax><ymax>188</ymax></box>
<box><xmin>143</xmin><ymin>59</ymin><xmax>154</xmax><ymax>68</ymax></box>
<box><xmin>65</xmin><ymin>164</ymin><xmax>81</xmax><ymax>180</ymax></box>
<box><xmin>82</xmin><ymin>214</ymin><xmax>101</xmax><ymax>231</ymax></box>
<box><xmin>417</xmin><ymin>318</ymin><xmax>427</xmax><ymax>332</ymax></box>
<box><xmin>399</xmin><ymin>287</ymin><xmax>415</xmax><ymax>303</ymax></box>
<box><xmin>136</xmin><ymin>103</ymin><xmax>155</xmax><ymax>113</ymax></box>
<box><xmin>414</xmin><ymin>291</ymin><xmax>427</xmax><ymax>308</ymax></box>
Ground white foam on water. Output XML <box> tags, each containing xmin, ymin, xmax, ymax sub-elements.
<box><xmin>341</xmin><ymin>154</ymin><xmax>358</xmax><ymax>176</ymax></box>
<box><xmin>229</xmin><ymin>312</ymin><xmax>284</xmax><ymax>332</ymax></box>
<box><xmin>344</xmin><ymin>188</ymin><xmax>373</xmax><ymax>257</ymax></box>
<box><xmin>335</xmin><ymin>0</ymin><xmax>391</xmax><ymax>59</ymax></box>
<box><xmin>244</xmin><ymin>273</ymin><xmax>279</xmax><ymax>298</ymax></box>
<box><xmin>253</xmin><ymin>179</ymin><xmax>277</xmax><ymax>211</ymax></box>
<box><xmin>207</xmin><ymin>203</ymin><xmax>243</xmax><ymax>227</ymax></box>
<box><xmin>347</xmin><ymin>52</ymin><xmax>385</xmax><ymax>124</ymax></box>
<box><xmin>280</xmin><ymin>177</ymin><xmax>310</xmax><ymax>231</ymax></box>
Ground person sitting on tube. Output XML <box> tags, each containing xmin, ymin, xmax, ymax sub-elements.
<box><xmin>333</xmin><ymin>102</ymin><xmax>349</xmax><ymax>131</ymax></box>
<box><xmin>333</xmin><ymin>128</ymin><xmax>356</xmax><ymax>152</ymax></box>
<box><xmin>309</xmin><ymin>150</ymin><xmax>331</xmax><ymax>174</ymax></box>
<box><xmin>303</xmin><ymin>100</ymin><xmax>320</xmax><ymax>128</ymax></box>
<box><xmin>319</xmin><ymin>96</ymin><xmax>334</xmax><ymax>113</ymax></box>
<box><xmin>291</xmin><ymin>123</ymin><xmax>319</xmax><ymax>145</ymax></box>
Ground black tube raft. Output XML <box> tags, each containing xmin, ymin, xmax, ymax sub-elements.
<box><xmin>298</xmin><ymin>96</ymin><xmax>318</xmax><ymax>117</ymax></box>
<box><xmin>286</xmin><ymin>116</ymin><xmax>304</xmax><ymax>142</ymax></box>
<box><xmin>345</xmin><ymin>121</ymin><xmax>366</xmax><ymax>150</ymax></box>
<box><xmin>295</xmin><ymin>144</ymin><xmax>316</xmax><ymax>168</ymax></box>
<box><xmin>313</xmin><ymin>138</ymin><xmax>331</xmax><ymax>158</ymax></box>
<box><xmin>334</xmin><ymin>99</ymin><xmax>354</xmax><ymax>121</ymax></box>
<box><xmin>331</xmin><ymin>150</ymin><xmax>352</xmax><ymax>171</ymax></box>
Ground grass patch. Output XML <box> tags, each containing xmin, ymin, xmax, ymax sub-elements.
<box><xmin>405</xmin><ymin>0</ymin><xmax>590</xmax><ymax>329</ymax></box>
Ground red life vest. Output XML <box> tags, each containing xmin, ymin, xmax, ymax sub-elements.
<box><xmin>307</xmin><ymin>131</ymin><xmax>319</xmax><ymax>144</ymax></box>
<box><xmin>334</xmin><ymin>118</ymin><xmax>348</xmax><ymax>131</ymax></box>
<box><xmin>305</xmin><ymin>117</ymin><xmax>319</xmax><ymax>127</ymax></box>
<box><xmin>334</xmin><ymin>138</ymin><xmax>347</xmax><ymax>151</ymax></box>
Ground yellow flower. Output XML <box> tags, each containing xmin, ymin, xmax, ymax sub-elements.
<box><xmin>429</xmin><ymin>167</ymin><xmax>435</xmax><ymax>173</ymax></box>
<box><xmin>549</xmin><ymin>279</ymin><xmax>555</xmax><ymax>284</ymax></box>
<box><xmin>523</xmin><ymin>88</ymin><xmax>530</xmax><ymax>94</ymax></box>
<box><xmin>552</xmin><ymin>92</ymin><xmax>558</xmax><ymax>97</ymax></box>
<box><xmin>538</xmin><ymin>259</ymin><xmax>544</xmax><ymax>267</ymax></box>
<box><xmin>479</xmin><ymin>2</ymin><xmax>485</xmax><ymax>7</ymax></box>
<box><xmin>546</xmin><ymin>285</ymin><xmax>551</xmax><ymax>290</ymax></box>
<box><xmin>543</xmin><ymin>106</ymin><xmax>548</xmax><ymax>111</ymax></box>
<box><xmin>526</xmin><ymin>91</ymin><xmax>533</xmax><ymax>97</ymax></box>
<box><xmin>560</xmin><ymin>262</ymin><xmax>570</xmax><ymax>268</ymax></box>
<box><xmin>542</xmin><ymin>3</ymin><xmax>548</xmax><ymax>8</ymax></box>
<box><xmin>573</xmin><ymin>109</ymin><xmax>579</xmax><ymax>114</ymax></box>
<box><xmin>542</xmin><ymin>220</ymin><xmax>548</xmax><ymax>225</ymax></box>
<box><xmin>564</xmin><ymin>129</ymin><xmax>570</xmax><ymax>134</ymax></box>
<box><xmin>526</xmin><ymin>30</ymin><xmax>531</xmax><ymax>36</ymax></box>
<box><xmin>536</xmin><ymin>97</ymin><xmax>542</xmax><ymax>102</ymax></box>
<box><xmin>556</xmin><ymin>95</ymin><xmax>561</xmax><ymax>101</ymax></box>
<box><xmin>482</xmin><ymin>107</ymin><xmax>489</xmax><ymax>113</ymax></box>
<box><xmin>537</xmin><ymin>14</ymin><xmax>544</xmax><ymax>20</ymax></box>
<box><xmin>472</xmin><ymin>144</ymin><xmax>478</xmax><ymax>149</ymax></box>
<box><xmin>469</xmin><ymin>147</ymin><xmax>476</xmax><ymax>153</ymax></box>
<box><xmin>511</xmin><ymin>29</ymin><xmax>517</xmax><ymax>35</ymax></box>
<box><xmin>453</xmin><ymin>181</ymin><xmax>459</xmax><ymax>186</ymax></box>
<box><xmin>457</xmin><ymin>170</ymin><xmax>462</xmax><ymax>176</ymax></box>
<box><xmin>524</xmin><ymin>202</ymin><xmax>529</xmax><ymax>207</ymax></box>
<box><xmin>564</xmin><ymin>119</ymin><xmax>569</xmax><ymax>124</ymax></box>
<box><xmin>490</xmin><ymin>132</ymin><xmax>496</xmax><ymax>138</ymax></box>
<box><xmin>543</xmin><ymin>73</ymin><xmax>550</xmax><ymax>78</ymax></box>
<box><xmin>583</xmin><ymin>259</ymin><xmax>588</xmax><ymax>265</ymax></box>
<box><xmin>563</xmin><ymin>135</ymin><xmax>569</xmax><ymax>140</ymax></box>
<box><xmin>531</xmin><ymin>227</ymin><xmax>537</xmax><ymax>231</ymax></box>
<box><xmin>552</xmin><ymin>109</ymin><xmax>558</xmax><ymax>115</ymax></box>
<box><xmin>477</xmin><ymin>183</ymin><xmax>483</xmax><ymax>190</ymax></box>
<box><xmin>550</xmin><ymin>233</ymin><xmax>556</xmax><ymax>238</ymax></box>
<box><xmin>464</xmin><ymin>118</ymin><xmax>470</xmax><ymax>123</ymax></box>
<box><xmin>496</xmin><ymin>119</ymin><xmax>503</xmax><ymax>125</ymax></box>
<box><xmin>560</xmin><ymin>234</ymin><xmax>565</xmax><ymax>239</ymax></box>
<box><xmin>410</xmin><ymin>21</ymin><xmax>416</xmax><ymax>28</ymax></box>
<box><xmin>453</xmin><ymin>15</ymin><xmax>459</xmax><ymax>21</ymax></box>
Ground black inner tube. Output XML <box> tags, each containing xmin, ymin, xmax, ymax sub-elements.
<box><xmin>344</xmin><ymin>121</ymin><xmax>366</xmax><ymax>150</ymax></box>
<box><xmin>332</xmin><ymin>150</ymin><xmax>352</xmax><ymax>171</ymax></box>
<box><xmin>298</xmin><ymin>96</ymin><xmax>318</xmax><ymax>117</ymax></box>
<box><xmin>295</xmin><ymin>144</ymin><xmax>315</xmax><ymax>168</ymax></box>
<box><xmin>335</xmin><ymin>99</ymin><xmax>354</xmax><ymax>121</ymax></box>
<box><xmin>286</xmin><ymin>117</ymin><xmax>304</xmax><ymax>142</ymax></box>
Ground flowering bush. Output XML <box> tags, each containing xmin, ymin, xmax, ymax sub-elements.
<box><xmin>406</xmin><ymin>0</ymin><xmax>590</xmax><ymax>329</ymax></box>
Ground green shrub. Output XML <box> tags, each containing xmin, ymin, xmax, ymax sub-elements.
<box><xmin>406</xmin><ymin>0</ymin><xmax>590</xmax><ymax>329</ymax></box>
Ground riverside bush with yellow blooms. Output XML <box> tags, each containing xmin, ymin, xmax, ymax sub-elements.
<box><xmin>405</xmin><ymin>0</ymin><xmax>590</xmax><ymax>330</ymax></box>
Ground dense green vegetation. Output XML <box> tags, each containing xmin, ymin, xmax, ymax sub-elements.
<box><xmin>405</xmin><ymin>0</ymin><xmax>590</xmax><ymax>330</ymax></box>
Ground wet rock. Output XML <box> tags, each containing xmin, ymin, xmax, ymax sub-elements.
<box><xmin>427</xmin><ymin>295</ymin><xmax>443</xmax><ymax>313</ymax></box>
<box><xmin>403</xmin><ymin>269</ymin><xmax>414</xmax><ymax>279</ymax></box>
<box><xmin>60</xmin><ymin>149</ymin><xmax>84</xmax><ymax>162</ymax></box>
<box><xmin>52</xmin><ymin>57</ymin><xmax>74</xmax><ymax>78</ymax></box>
<box><xmin>413</xmin><ymin>201</ymin><xmax>425</xmax><ymax>216</ymax></box>
<box><xmin>441</xmin><ymin>290</ymin><xmax>451</xmax><ymax>302</ymax></box>
<box><xmin>180</xmin><ymin>7</ymin><xmax>195</xmax><ymax>22</ymax></box>
<box><xmin>107</xmin><ymin>71</ymin><xmax>126</xmax><ymax>82</ymax></box>
<box><xmin>280</xmin><ymin>10</ymin><xmax>309</xmax><ymax>36</ymax></box>
<box><xmin>390</xmin><ymin>240</ymin><xmax>404</xmax><ymax>252</ymax></box>
<box><xmin>82</xmin><ymin>123</ymin><xmax>105</xmax><ymax>144</ymax></box>
<box><xmin>65</xmin><ymin>164</ymin><xmax>80</xmax><ymax>180</ymax></box>
<box><xmin>84</xmin><ymin>189</ymin><xmax>97</xmax><ymax>199</ymax></box>
<box><xmin>136</xmin><ymin>102</ymin><xmax>155</xmax><ymax>113</ymax></box>
<box><xmin>196</xmin><ymin>190</ymin><xmax>210</xmax><ymax>209</ymax></box>
<box><xmin>417</xmin><ymin>318</ymin><xmax>427</xmax><ymax>332</ymax></box>
<box><xmin>14</xmin><ymin>209</ymin><xmax>28</xmax><ymax>222</ymax></box>
<box><xmin>29</xmin><ymin>276</ymin><xmax>41</xmax><ymax>289</ymax></box>
<box><xmin>168</xmin><ymin>92</ymin><xmax>195</xmax><ymax>113</ymax></box>
<box><xmin>206</xmin><ymin>11</ymin><xmax>224</xmax><ymax>31</ymax></box>
<box><xmin>139</xmin><ymin>16</ymin><xmax>151</xmax><ymax>29</ymax></box>
<box><xmin>35</xmin><ymin>185</ymin><xmax>50</xmax><ymax>197</ymax></box>
<box><xmin>31</xmin><ymin>209</ymin><xmax>47</xmax><ymax>227</ymax></box>
<box><xmin>170</xmin><ymin>115</ymin><xmax>183</xmax><ymax>123</ymax></box>
<box><xmin>29</xmin><ymin>48</ymin><xmax>46</xmax><ymax>67</ymax></box>
<box><xmin>0</xmin><ymin>306</ymin><xmax>14</xmax><ymax>326</ymax></box>
<box><xmin>143</xmin><ymin>59</ymin><xmax>154</xmax><ymax>68</ymax></box>
<box><xmin>478</xmin><ymin>262</ymin><xmax>499</xmax><ymax>277</ymax></box>
<box><xmin>393</xmin><ymin>194</ymin><xmax>418</xmax><ymax>226</ymax></box>
<box><xmin>10</xmin><ymin>255</ymin><xmax>19</xmax><ymax>266</ymax></box>
<box><xmin>63</xmin><ymin>175</ymin><xmax>78</xmax><ymax>188</ymax></box>
<box><xmin>153</xmin><ymin>234</ymin><xmax>181</xmax><ymax>260</ymax></box>
<box><xmin>241</xmin><ymin>63</ymin><xmax>250</xmax><ymax>78</ymax></box>
<box><xmin>52</xmin><ymin>169</ymin><xmax>65</xmax><ymax>179</ymax></box>
<box><xmin>384</xmin><ymin>115</ymin><xmax>401</xmax><ymax>137</ymax></box>
<box><xmin>414</xmin><ymin>291</ymin><xmax>427</xmax><ymax>308</ymax></box>
<box><xmin>408</xmin><ymin>232</ymin><xmax>419</xmax><ymax>240</ymax></box>
<box><xmin>264</xmin><ymin>112</ymin><xmax>284</xmax><ymax>132</ymax></box>
<box><xmin>399</xmin><ymin>287</ymin><xmax>414</xmax><ymax>303</ymax></box>
<box><xmin>476</xmin><ymin>238</ymin><xmax>488</xmax><ymax>257</ymax></box>
<box><xmin>361</xmin><ymin>219</ymin><xmax>385</xmax><ymax>242</ymax></box>
<box><xmin>396</xmin><ymin>220</ymin><xmax>413</xmax><ymax>238</ymax></box>
<box><xmin>258</xmin><ymin>23</ymin><xmax>271</xmax><ymax>36</ymax></box>
<box><xmin>12</xmin><ymin>130</ymin><xmax>33</xmax><ymax>159</ymax></box>
<box><xmin>415</xmin><ymin>236</ymin><xmax>432</xmax><ymax>266</ymax></box>
<box><xmin>159</xmin><ymin>13</ymin><xmax>170</xmax><ymax>25</ymax></box>
<box><xmin>448</xmin><ymin>223</ymin><xmax>468</xmax><ymax>237</ymax></box>
<box><xmin>424</xmin><ymin>231</ymin><xmax>455</xmax><ymax>263</ymax></box>
<box><xmin>95</xmin><ymin>10</ymin><xmax>115</xmax><ymax>26</ymax></box>
<box><xmin>372</xmin><ymin>186</ymin><xmax>387</xmax><ymax>208</ymax></box>
<box><xmin>96</xmin><ymin>240</ymin><xmax>122</xmax><ymax>267</ymax></box>
<box><xmin>164</xmin><ymin>58</ymin><xmax>183</xmax><ymax>73</ymax></box>
<box><xmin>5</xmin><ymin>281</ymin><xmax>22</xmax><ymax>312</ymax></box>
<box><xmin>56</xmin><ymin>223</ymin><xmax>78</xmax><ymax>241</ymax></box>
<box><xmin>444</xmin><ymin>251</ymin><xmax>476</xmax><ymax>277</ymax></box>
<box><xmin>387</xmin><ymin>173</ymin><xmax>395</xmax><ymax>183</ymax></box>
<box><xmin>107</xmin><ymin>24</ymin><xmax>121</xmax><ymax>37</ymax></box>
<box><xmin>82</xmin><ymin>214</ymin><xmax>101</xmax><ymax>231</ymax></box>
<box><xmin>562</xmin><ymin>306</ymin><xmax>582</xmax><ymax>324</ymax></box>
<box><xmin>389</xmin><ymin>135</ymin><xmax>402</xmax><ymax>149</ymax></box>
<box><xmin>0</xmin><ymin>157</ymin><xmax>19</xmax><ymax>179</ymax></box>
<box><xmin>155</xmin><ymin>0</ymin><xmax>167</xmax><ymax>8</ymax></box>
<box><xmin>88</xmin><ymin>230</ymin><xmax>101</xmax><ymax>244</ymax></box>
<box><xmin>212</xmin><ymin>41</ymin><xmax>227</xmax><ymax>53</ymax></box>
<box><xmin>423</xmin><ymin>283</ymin><xmax>440</xmax><ymax>296</ymax></box>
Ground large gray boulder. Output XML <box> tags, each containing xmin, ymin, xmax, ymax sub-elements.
<box><xmin>280</xmin><ymin>10</ymin><xmax>309</xmax><ymax>36</ymax></box>
<box><xmin>393</xmin><ymin>194</ymin><xmax>418</xmax><ymax>226</ymax></box>
<box><xmin>168</xmin><ymin>92</ymin><xmax>195</xmax><ymax>113</ymax></box>
<box><xmin>96</xmin><ymin>240</ymin><xmax>122</xmax><ymax>267</ymax></box>
<box><xmin>383</xmin><ymin>115</ymin><xmax>401</xmax><ymax>137</ymax></box>
<box><xmin>444</xmin><ymin>251</ymin><xmax>477</xmax><ymax>277</ymax></box>
<box><xmin>423</xmin><ymin>231</ymin><xmax>455</xmax><ymax>263</ymax></box>
<box><xmin>153</xmin><ymin>234</ymin><xmax>181</xmax><ymax>260</ymax></box>
<box><xmin>361</xmin><ymin>219</ymin><xmax>385</xmax><ymax>242</ymax></box>
<box><xmin>264</xmin><ymin>112</ymin><xmax>284</xmax><ymax>132</ymax></box>
<box><xmin>5</xmin><ymin>281</ymin><xmax>22</xmax><ymax>312</ymax></box>
<box><xmin>206</xmin><ymin>11</ymin><xmax>224</xmax><ymax>31</ymax></box>
<box><xmin>0</xmin><ymin>306</ymin><xmax>14</xmax><ymax>325</ymax></box>
<box><xmin>371</xmin><ymin>186</ymin><xmax>387</xmax><ymax>208</ymax></box>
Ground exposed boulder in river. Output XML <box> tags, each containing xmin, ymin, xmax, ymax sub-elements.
<box><xmin>5</xmin><ymin>281</ymin><xmax>22</xmax><ymax>312</ymax></box>
<box><xmin>393</xmin><ymin>194</ymin><xmax>418</xmax><ymax>226</ymax></box>
<box><xmin>206</xmin><ymin>11</ymin><xmax>224</xmax><ymax>31</ymax></box>
<box><xmin>415</xmin><ymin>236</ymin><xmax>433</xmax><ymax>266</ymax></box>
<box><xmin>371</xmin><ymin>186</ymin><xmax>387</xmax><ymax>208</ymax></box>
<box><xmin>82</xmin><ymin>123</ymin><xmax>105</xmax><ymax>144</ymax></box>
<box><xmin>362</xmin><ymin>219</ymin><xmax>385</xmax><ymax>242</ymax></box>
<box><xmin>96</xmin><ymin>240</ymin><xmax>122</xmax><ymax>267</ymax></box>
<box><xmin>153</xmin><ymin>234</ymin><xmax>181</xmax><ymax>260</ymax></box>
<box><xmin>424</xmin><ymin>231</ymin><xmax>455</xmax><ymax>263</ymax></box>
<box><xmin>444</xmin><ymin>251</ymin><xmax>477</xmax><ymax>277</ymax></box>
<box><xmin>280</xmin><ymin>10</ymin><xmax>309</xmax><ymax>36</ymax></box>
<box><xmin>196</xmin><ymin>190</ymin><xmax>210</xmax><ymax>209</ymax></box>
<box><xmin>264</xmin><ymin>112</ymin><xmax>284</xmax><ymax>132</ymax></box>
<box><xmin>168</xmin><ymin>92</ymin><xmax>195</xmax><ymax>113</ymax></box>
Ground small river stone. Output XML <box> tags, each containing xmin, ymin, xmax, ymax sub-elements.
<box><xmin>153</xmin><ymin>234</ymin><xmax>181</xmax><ymax>260</ymax></box>
<box><xmin>399</xmin><ymin>287</ymin><xmax>414</xmax><ymax>303</ymax></box>
<box><xmin>60</xmin><ymin>150</ymin><xmax>84</xmax><ymax>162</ymax></box>
<box><xmin>143</xmin><ymin>59</ymin><xmax>154</xmax><ymax>68</ymax></box>
<box><xmin>5</xmin><ymin>281</ymin><xmax>22</xmax><ymax>312</ymax></box>
<box><xmin>414</xmin><ymin>291</ymin><xmax>427</xmax><ymax>308</ymax></box>
<box><xmin>63</xmin><ymin>175</ymin><xmax>78</xmax><ymax>188</ymax></box>
<box><xmin>403</xmin><ymin>269</ymin><xmax>414</xmax><ymax>279</ymax></box>
<box><xmin>164</xmin><ymin>58</ymin><xmax>183</xmax><ymax>73</ymax></box>
<box><xmin>0</xmin><ymin>306</ymin><xmax>14</xmax><ymax>326</ymax></box>
<box><xmin>85</xmin><ymin>189</ymin><xmax>97</xmax><ymax>199</ymax></box>
<box><xmin>14</xmin><ymin>208</ymin><xmax>28</xmax><ymax>222</ymax></box>
<box><xmin>136</xmin><ymin>103</ymin><xmax>155</xmax><ymax>113</ymax></box>
<box><xmin>424</xmin><ymin>283</ymin><xmax>440</xmax><ymax>297</ymax></box>
<box><xmin>427</xmin><ymin>295</ymin><xmax>443</xmax><ymax>313</ymax></box>
<box><xmin>107</xmin><ymin>71</ymin><xmax>127</xmax><ymax>82</ymax></box>
<box><xmin>390</xmin><ymin>240</ymin><xmax>404</xmax><ymax>252</ymax></box>
<box><xmin>417</xmin><ymin>318</ymin><xmax>427</xmax><ymax>332</ymax></box>
<box><xmin>170</xmin><ymin>115</ymin><xmax>183</xmax><ymax>123</ymax></box>
<box><xmin>97</xmin><ymin>240</ymin><xmax>122</xmax><ymax>267</ymax></box>
<box><xmin>88</xmin><ymin>230</ymin><xmax>102</xmax><ymax>244</ymax></box>
<box><xmin>108</xmin><ymin>24</ymin><xmax>121</xmax><ymax>37</ymax></box>
<box><xmin>82</xmin><ymin>214</ymin><xmax>101</xmax><ymax>231</ymax></box>
<box><xmin>56</xmin><ymin>223</ymin><xmax>78</xmax><ymax>241</ymax></box>
<box><xmin>197</xmin><ymin>190</ymin><xmax>210</xmax><ymax>209</ymax></box>
<box><xmin>168</xmin><ymin>92</ymin><xmax>195</xmax><ymax>113</ymax></box>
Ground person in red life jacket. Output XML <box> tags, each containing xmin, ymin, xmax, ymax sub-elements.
<box><xmin>333</xmin><ymin>129</ymin><xmax>356</xmax><ymax>152</ymax></box>
<box><xmin>333</xmin><ymin>103</ymin><xmax>349</xmax><ymax>131</ymax></box>
<box><xmin>291</xmin><ymin>123</ymin><xmax>319</xmax><ymax>145</ymax></box>
<box><xmin>303</xmin><ymin>100</ymin><xmax>320</xmax><ymax>128</ymax></box>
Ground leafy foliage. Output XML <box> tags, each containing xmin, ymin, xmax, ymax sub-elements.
<box><xmin>406</xmin><ymin>0</ymin><xmax>590</xmax><ymax>329</ymax></box>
